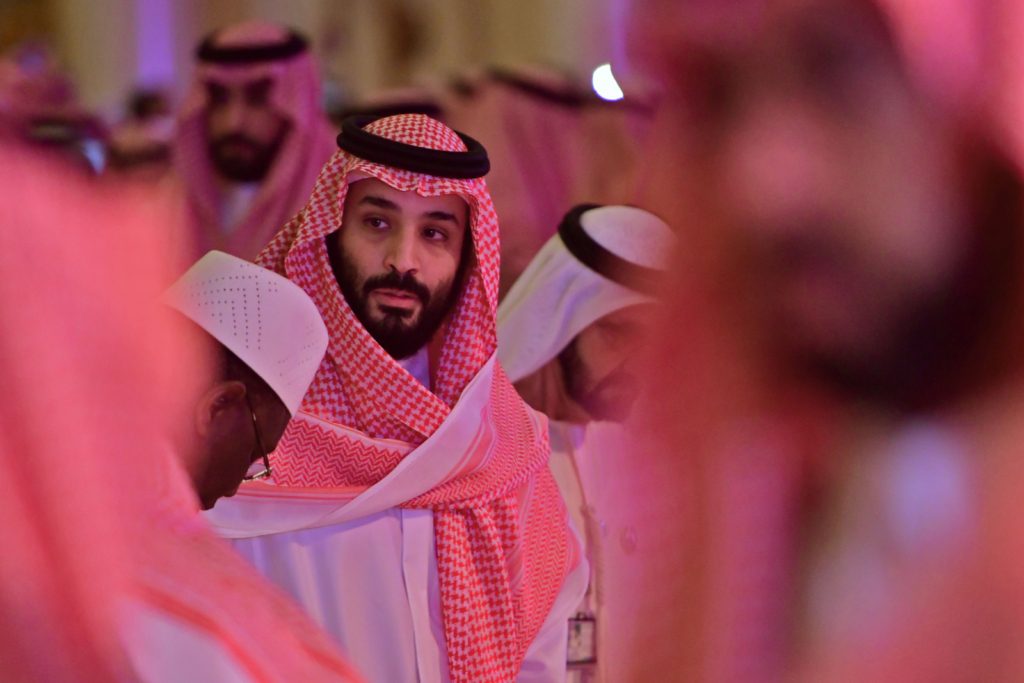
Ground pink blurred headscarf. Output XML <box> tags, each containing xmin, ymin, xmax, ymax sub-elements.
<box><xmin>443</xmin><ymin>68</ymin><xmax>591</xmax><ymax>296</ymax></box>
<box><xmin>611</xmin><ymin>0</ymin><xmax>1024</xmax><ymax>681</ymax></box>
<box><xmin>0</xmin><ymin>143</ymin><xmax>361</xmax><ymax>682</ymax></box>
<box><xmin>0</xmin><ymin>144</ymin><xmax>183</xmax><ymax>682</ymax></box>
<box><xmin>172</xmin><ymin>21</ymin><xmax>337</xmax><ymax>264</ymax></box>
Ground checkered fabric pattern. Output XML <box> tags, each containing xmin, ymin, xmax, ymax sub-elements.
<box><xmin>257</xmin><ymin>114</ymin><xmax>573</xmax><ymax>682</ymax></box>
<box><xmin>260</xmin><ymin>114</ymin><xmax>499</xmax><ymax>441</ymax></box>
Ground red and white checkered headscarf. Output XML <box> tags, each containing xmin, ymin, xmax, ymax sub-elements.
<box><xmin>173</xmin><ymin>21</ymin><xmax>336</xmax><ymax>263</ymax></box>
<box><xmin>259</xmin><ymin>113</ymin><xmax>575</xmax><ymax>682</ymax></box>
<box><xmin>259</xmin><ymin>113</ymin><xmax>501</xmax><ymax>442</ymax></box>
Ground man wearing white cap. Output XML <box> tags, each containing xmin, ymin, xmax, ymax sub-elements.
<box><xmin>119</xmin><ymin>249</ymin><xmax>365</xmax><ymax>683</ymax></box>
<box><xmin>116</xmin><ymin>249</ymin><xmax>363</xmax><ymax>682</ymax></box>
<box><xmin>497</xmin><ymin>203</ymin><xmax>673</xmax><ymax>683</ymax></box>
<box><xmin>169</xmin><ymin>21</ymin><xmax>336</xmax><ymax>265</ymax></box>
<box><xmin>162</xmin><ymin>249</ymin><xmax>330</xmax><ymax>507</ymax></box>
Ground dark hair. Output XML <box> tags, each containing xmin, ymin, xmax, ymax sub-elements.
<box><xmin>218</xmin><ymin>344</ymin><xmax>277</xmax><ymax>405</ymax></box>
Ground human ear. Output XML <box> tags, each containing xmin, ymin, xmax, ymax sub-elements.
<box><xmin>193</xmin><ymin>380</ymin><xmax>247</xmax><ymax>438</ymax></box>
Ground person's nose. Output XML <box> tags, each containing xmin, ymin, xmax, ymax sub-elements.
<box><xmin>383</xmin><ymin>228</ymin><xmax>419</xmax><ymax>275</ymax></box>
<box><xmin>222</xmin><ymin>96</ymin><xmax>248</xmax><ymax>132</ymax></box>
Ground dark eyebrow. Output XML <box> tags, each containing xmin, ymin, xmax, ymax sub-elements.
<box><xmin>424</xmin><ymin>210</ymin><xmax>459</xmax><ymax>225</ymax></box>
<box><xmin>358</xmin><ymin>195</ymin><xmax>400</xmax><ymax>211</ymax></box>
<box><xmin>358</xmin><ymin>195</ymin><xmax>461</xmax><ymax>226</ymax></box>
<box><xmin>247</xmin><ymin>76</ymin><xmax>274</xmax><ymax>90</ymax></box>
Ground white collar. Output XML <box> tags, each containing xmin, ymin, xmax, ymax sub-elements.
<box><xmin>398</xmin><ymin>346</ymin><xmax>430</xmax><ymax>388</ymax></box>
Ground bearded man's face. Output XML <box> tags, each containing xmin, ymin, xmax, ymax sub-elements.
<box><xmin>329</xmin><ymin>178</ymin><xmax>470</xmax><ymax>359</ymax></box>
<box><xmin>204</xmin><ymin>76</ymin><xmax>290</xmax><ymax>182</ymax></box>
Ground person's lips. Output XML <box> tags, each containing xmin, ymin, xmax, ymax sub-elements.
<box><xmin>372</xmin><ymin>288</ymin><xmax>420</xmax><ymax>307</ymax></box>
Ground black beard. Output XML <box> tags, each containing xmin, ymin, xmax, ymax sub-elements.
<box><xmin>208</xmin><ymin>127</ymin><xmax>288</xmax><ymax>183</ymax></box>
<box><xmin>327</xmin><ymin>236</ymin><xmax>462</xmax><ymax>360</ymax></box>
<box><xmin>791</xmin><ymin>136</ymin><xmax>1024</xmax><ymax>413</ymax></box>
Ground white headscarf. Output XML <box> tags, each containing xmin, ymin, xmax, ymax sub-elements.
<box><xmin>497</xmin><ymin>204</ymin><xmax>674</xmax><ymax>383</ymax></box>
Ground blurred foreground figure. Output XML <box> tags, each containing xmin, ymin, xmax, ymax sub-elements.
<box><xmin>171</xmin><ymin>21</ymin><xmax>336</xmax><ymax>263</ymax></box>
<box><xmin>207</xmin><ymin>113</ymin><xmax>585</xmax><ymax>683</ymax></box>
<box><xmin>621</xmin><ymin>0</ymin><xmax>1024</xmax><ymax>680</ymax></box>
<box><xmin>498</xmin><ymin>204</ymin><xmax>673</xmax><ymax>682</ymax></box>
<box><xmin>0</xmin><ymin>146</ymin><xmax>360</xmax><ymax>682</ymax></box>
<box><xmin>0</xmin><ymin>145</ymin><xmax>156</xmax><ymax>682</ymax></box>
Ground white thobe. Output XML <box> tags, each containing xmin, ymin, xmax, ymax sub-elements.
<box><xmin>123</xmin><ymin>600</ymin><xmax>255</xmax><ymax>683</ymax></box>
<box><xmin>226</xmin><ymin>505</ymin><xmax>586</xmax><ymax>683</ymax></box>
<box><xmin>547</xmin><ymin>420</ymin><xmax>641</xmax><ymax>683</ymax></box>
<box><xmin>209</xmin><ymin>354</ymin><xmax>587</xmax><ymax>683</ymax></box>
<box><xmin>218</xmin><ymin>183</ymin><xmax>259</xmax><ymax>235</ymax></box>
<box><xmin>802</xmin><ymin>420</ymin><xmax>975</xmax><ymax>659</ymax></box>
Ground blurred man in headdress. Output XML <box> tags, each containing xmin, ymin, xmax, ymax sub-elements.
<box><xmin>332</xmin><ymin>84</ymin><xmax>446</xmax><ymax>127</ymax></box>
<box><xmin>171</xmin><ymin>21</ymin><xmax>336</xmax><ymax>264</ymax></box>
<box><xmin>619</xmin><ymin>0</ymin><xmax>1024</xmax><ymax>680</ymax></box>
<box><xmin>443</xmin><ymin>67</ymin><xmax>593</xmax><ymax>297</ymax></box>
<box><xmin>498</xmin><ymin>203</ymin><xmax>673</xmax><ymax>682</ymax></box>
<box><xmin>445</xmin><ymin>66</ymin><xmax>658</xmax><ymax>298</ymax></box>
<box><xmin>206</xmin><ymin>113</ymin><xmax>586</xmax><ymax>683</ymax></box>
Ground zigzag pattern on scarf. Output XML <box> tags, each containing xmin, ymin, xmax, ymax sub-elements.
<box><xmin>269</xmin><ymin>416</ymin><xmax>408</xmax><ymax>488</ymax></box>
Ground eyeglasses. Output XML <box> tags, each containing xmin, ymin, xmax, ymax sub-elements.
<box><xmin>242</xmin><ymin>393</ymin><xmax>272</xmax><ymax>482</ymax></box>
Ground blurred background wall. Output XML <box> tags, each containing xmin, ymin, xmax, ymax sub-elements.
<box><xmin>0</xmin><ymin>0</ymin><xmax>623</xmax><ymax>117</ymax></box>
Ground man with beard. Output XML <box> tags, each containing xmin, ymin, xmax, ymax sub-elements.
<box><xmin>170</xmin><ymin>21</ymin><xmax>335</xmax><ymax>265</ymax></box>
<box><xmin>616</xmin><ymin>0</ymin><xmax>1024</xmax><ymax>679</ymax></box>
<box><xmin>206</xmin><ymin>113</ymin><xmax>586</xmax><ymax>683</ymax></box>
<box><xmin>497</xmin><ymin>203</ymin><xmax>673</xmax><ymax>683</ymax></box>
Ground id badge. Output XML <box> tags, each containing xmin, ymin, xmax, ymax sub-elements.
<box><xmin>567</xmin><ymin>614</ymin><xmax>597</xmax><ymax>665</ymax></box>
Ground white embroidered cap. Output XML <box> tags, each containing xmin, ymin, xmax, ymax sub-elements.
<box><xmin>163</xmin><ymin>250</ymin><xmax>328</xmax><ymax>415</ymax></box>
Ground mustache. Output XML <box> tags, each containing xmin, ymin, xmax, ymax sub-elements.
<box><xmin>750</xmin><ymin>226</ymin><xmax>853</xmax><ymax>276</ymax></box>
<box><xmin>211</xmin><ymin>132</ymin><xmax>265</xmax><ymax>152</ymax></box>
<box><xmin>363</xmin><ymin>270</ymin><xmax>431</xmax><ymax>306</ymax></box>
